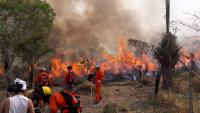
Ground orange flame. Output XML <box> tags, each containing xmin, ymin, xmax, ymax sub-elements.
<box><xmin>0</xmin><ymin>65</ymin><xmax>4</xmax><ymax>76</ymax></box>
<box><xmin>100</xmin><ymin>35</ymin><xmax>157</xmax><ymax>74</ymax></box>
<box><xmin>50</xmin><ymin>36</ymin><xmax>158</xmax><ymax>78</ymax></box>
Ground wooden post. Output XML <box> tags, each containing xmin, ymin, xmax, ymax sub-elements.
<box><xmin>166</xmin><ymin>0</ymin><xmax>170</xmax><ymax>33</ymax></box>
<box><xmin>188</xmin><ymin>72</ymin><xmax>193</xmax><ymax>113</ymax></box>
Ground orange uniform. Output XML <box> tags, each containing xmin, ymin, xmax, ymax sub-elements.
<box><xmin>95</xmin><ymin>70</ymin><xmax>104</xmax><ymax>102</ymax></box>
<box><xmin>63</xmin><ymin>71</ymin><xmax>76</xmax><ymax>89</ymax></box>
<box><xmin>49</xmin><ymin>90</ymin><xmax>81</xmax><ymax>113</ymax></box>
<box><xmin>35</xmin><ymin>72</ymin><xmax>52</xmax><ymax>88</ymax></box>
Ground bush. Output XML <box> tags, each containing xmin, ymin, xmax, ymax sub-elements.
<box><xmin>103</xmin><ymin>103</ymin><xmax>118</xmax><ymax>113</ymax></box>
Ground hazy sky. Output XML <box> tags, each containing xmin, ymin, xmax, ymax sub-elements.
<box><xmin>171</xmin><ymin>0</ymin><xmax>200</xmax><ymax>38</ymax></box>
<box><xmin>123</xmin><ymin>0</ymin><xmax>200</xmax><ymax>39</ymax></box>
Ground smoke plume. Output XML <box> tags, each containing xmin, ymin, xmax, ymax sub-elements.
<box><xmin>46</xmin><ymin>0</ymin><xmax>164</xmax><ymax>58</ymax></box>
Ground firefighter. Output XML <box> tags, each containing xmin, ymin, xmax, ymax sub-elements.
<box><xmin>34</xmin><ymin>67</ymin><xmax>52</xmax><ymax>108</ymax></box>
<box><xmin>94</xmin><ymin>65</ymin><xmax>104</xmax><ymax>104</ymax></box>
<box><xmin>63</xmin><ymin>65</ymin><xmax>77</xmax><ymax>90</ymax></box>
<box><xmin>49</xmin><ymin>89</ymin><xmax>82</xmax><ymax>113</ymax></box>
<box><xmin>35</xmin><ymin>67</ymin><xmax>52</xmax><ymax>88</ymax></box>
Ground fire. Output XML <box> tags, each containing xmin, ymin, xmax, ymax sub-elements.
<box><xmin>50</xmin><ymin>57</ymin><xmax>88</xmax><ymax>78</ymax></box>
<box><xmin>50</xmin><ymin>35</ymin><xmax>158</xmax><ymax>78</ymax></box>
<box><xmin>177</xmin><ymin>47</ymin><xmax>200</xmax><ymax>68</ymax></box>
<box><xmin>100</xmin><ymin>36</ymin><xmax>157</xmax><ymax>74</ymax></box>
<box><xmin>0</xmin><ymin>65</ymin><xmax>4</xmax><ymax>76</ymax></box>
<box><xmin>51</xmin><ymin>57</ymin><xmax>67</xmax><ymax>78</ymax></box>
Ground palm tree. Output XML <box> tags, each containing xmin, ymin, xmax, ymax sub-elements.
<box><xmin>154</xmin><ymin>33</ymin><xmax>181</xmax><ymax>90</ymax></box>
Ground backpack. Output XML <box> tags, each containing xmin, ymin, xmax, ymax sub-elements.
<box><xmin>67</xmin><ymin>72</ymin><xmax>76</xmax><ymax>84</ymax></box>
<box><xmin>59</xmin><ymin>91</ymin><xmax>82</xmax><ymax>113</ymax></box>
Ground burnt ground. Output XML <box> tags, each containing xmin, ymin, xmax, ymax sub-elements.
<box><xmin>2</xmin><ymin>74</ymin><xmax>200</xmax><ymax>113</ymax></box>
<box><xmin>79</xmin><ymin>79</ymin><xmax>177</xmax><ymax>113</ymax></box>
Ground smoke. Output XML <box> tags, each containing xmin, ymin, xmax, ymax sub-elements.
<box><xmin>46</xmin><ymin>0</ymin><xmax>164</xmax><ymax>58</ymax></box>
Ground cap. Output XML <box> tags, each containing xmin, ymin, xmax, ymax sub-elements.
<box><xmin>14</xmin><ymin>78</ymin><xmax>27</xmax><ymax>91</ymax></box>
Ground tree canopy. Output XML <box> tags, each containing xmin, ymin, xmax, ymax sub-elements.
<box><xmin>0</xmin><ymin>0</ymin><xmax>55</xmax><ymax>84</ymax></box>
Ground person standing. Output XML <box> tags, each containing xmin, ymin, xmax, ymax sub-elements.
<box><xmin>94</xmin><ymin>65</ymin><xmax>104</xmax><ymax>104</ymax></box>
<box><xmin>63</xmin><ymin>66</ymin><xmax>77</xmax><ymax>90</ymax></box>
<box><xmin>0</xmin><ymin>78</ymin><xmax>35</xmax><ymax>113</ymax></box>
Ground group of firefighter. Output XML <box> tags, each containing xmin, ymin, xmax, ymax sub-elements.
<box><xmin>0</xmin><ymin>64</ymin><xmax>104</xmax><ymax>113</ymax></box>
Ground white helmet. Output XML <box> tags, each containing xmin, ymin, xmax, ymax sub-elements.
<box><xmin>96</xmin><ymin>65</ymin><xmax>100</xmax><ymax>68</ymax></box>
<box><xmin>40</xmin><ymin>67</ymin><xmax>47</xmax><ymax>72</ymax></box>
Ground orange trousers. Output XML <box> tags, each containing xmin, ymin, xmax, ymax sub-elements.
<box><xmin>95</xmin><ymin>83</ymin><xmax>102</xmax><ymax>102</ymax></box>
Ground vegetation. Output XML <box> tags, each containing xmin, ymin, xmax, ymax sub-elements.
<box><xmin>154</xmin><ymin>33</ymin><xmax>182</xmax><ymax>90</ymax></box>
<box><xmin>0</xmin><ymin>0</ymin><xmax>55</xmax><ymax>86</ymax></box>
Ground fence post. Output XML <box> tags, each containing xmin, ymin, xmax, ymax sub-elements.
<box><xmin>188</xmin><ymin>72</ymin><xmax>193</xmax><ymax>113</ymax></box>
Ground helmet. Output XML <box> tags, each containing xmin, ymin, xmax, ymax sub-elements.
<box><xmin>40</xmin><ymin>67</ymin><xmax>47</xmax><ymax>72</ymax></box>
<box><xmin>67</xmin><ymin>65</ymin><xmax>73</xmax><ymax>70</ymax></box>
<box><xmin>42</xmin><ymin>86</ymin><xmax>52</xmax><ymax>95</ymax></box>
<box><xmin>96</xmin><ymin>65</ymin><xmax>100</xmax><ymax>68</ymax></box>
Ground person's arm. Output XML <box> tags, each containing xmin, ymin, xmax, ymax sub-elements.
<box><xmin>0</xmin><ymin>98</ymin><xmax>9</xmax><ymax>113</ymax></box>
<box><xmin>27</xmin><ymin>99</ymin><xmax>35</xmax><ymax>113</ymax></box>
<box><xmin>49</xmin><ymin>94</ymin><xmax>58</xmax><ymax>113</ymax></box>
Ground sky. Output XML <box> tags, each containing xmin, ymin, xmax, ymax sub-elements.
<box><xmin>122</xmin><ymin>0</ymin><xmax>200</xmax><ymax>41</ymax></box>
<box><xmin>171</xmin><ymin>0</ymin><xmax>200</xmax><ymax>38</ymax></box>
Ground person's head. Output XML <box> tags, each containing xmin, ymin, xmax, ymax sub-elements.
<box><xmin>190</xmin><ymin>53</ymin><xmax>195</xmax><ymax>58</ymax></box>
<box><xmin>7</xmin><ymin>78</ymin><xmax>27</xmax><ymax>94</ymax></box>
<box><xmin>67</xmin><ymin>65</ymin><xmax>73</xmax><ymax>72</ymax></box>
<box><xmin>95</xmin><ymin>65</ymin><xmax>100</xmax><ymax>71</ymax></box>
<box><xmin>40</xmin><ymin>67</ymin><xmax>47</xmax><ymax>73</ymax></box>
<box><xmin>138</xmin><ymin>66</ymin><xmax>142</xmax><ymax>69</ymax></box>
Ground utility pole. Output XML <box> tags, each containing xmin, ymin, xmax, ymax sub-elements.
<box><xmin>166</xmin><ymin>0</ymin><xmax>170</xmax><ymax>33</ymax></box>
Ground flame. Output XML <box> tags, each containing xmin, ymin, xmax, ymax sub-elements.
<box><xmin>177</xmin><ymin>47</ymin><xmax>200</xmax><ymax>68</ymax></box>
<box><xmin>50</xmin><ymin>35</ymin><xmax>158</xmax><ymax>78</ymax></box>
<box><xmin>100</xmin><ymin>35</ymin><xmax>157</xmax><ymax>74</ymax></box>
<box><xmin>0</xmin><ymin>65</ymin><xmax>4</xmax><ymax>76</ymax></box>
<box><xmin>51</xmin><ymin>58</ymin><xmax>67</xmax><ymax>78</ymax></box>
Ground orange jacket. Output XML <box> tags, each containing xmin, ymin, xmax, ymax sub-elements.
<box><xmin>35</xmin><ymin>72</ymin><xmax>52</xmax><ymax>87</ymax></box>
<box><xmin>49</xmin><ymin>90</ymin><xmax>78</xmax><ymax>113</ymax></box>
<box><xmin>95</xmin><ymin>70</ymin><xmax>104</xmax><ymax>84</ymax></box>
<box><xmin>63</xmin><ymin>71</ymin><xmax>76</xmax><ymax>85</ymax></box>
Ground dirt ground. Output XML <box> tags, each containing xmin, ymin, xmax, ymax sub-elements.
<box><xmin>2</xmin><ymin>74</ymin><xmax>200</xmax><ymax>113</ymax></box>
<box><xmin>76</xmin><ymin>79</ymin><xmax>167</xmax><ymax>113</ymax></box>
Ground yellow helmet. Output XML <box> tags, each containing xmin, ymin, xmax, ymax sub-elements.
<box><xmin>42</xmin><ymin>86</ymin><xmax>52</xmax><ymax>95</ymax></box>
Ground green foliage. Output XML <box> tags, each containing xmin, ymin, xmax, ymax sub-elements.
<box><xmin>154</xmin><ymin>33</ymin><xmax>182</xmax><ymax>89</ymax></box>
<box><xmin>0</xmin><ymin>0</ymin><xmax>55</xmax><ymax>67</ymax></box>
<box><xmin>154</xmin><ymin>33</ymin><xmax>181</xmax><ymax>72</ymax></box>
<box><xmin>17</xmin><ymin>33</ymin><xmax>53</xmax><ymax>65</ymax></box>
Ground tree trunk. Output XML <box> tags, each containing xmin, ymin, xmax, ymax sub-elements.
<box><xmin>29</xmin><ymin>65</ymin><xmax>34</xmax><ymax>89</ymax></box>
<box><xmin>166</xmin><ymin>0</ymin><xmax>170</xmax><ymax>33</ymax></box>
<box><xmin>162</xmin><ymin>70</ymin><xmax>173</xmax><ymax>90</ymax></box>
<box><xmin>4</xmin><ymin>57</ymin><xmax>11</xmax><ymax>87</ymax></box>
<box><xmin>155</xmin><ymin>71</ymin><xmax>161</xmax><ymax>96</ymax></box>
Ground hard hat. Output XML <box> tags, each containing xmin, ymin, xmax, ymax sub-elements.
<box><xmin>96</xmin><ymin>65</ymin><xmax>100</xmax><ymax>68</ymax></box>
<box><xmin>42</xmin><ymin>86</ymin><xmax>52</xmax><ymax>95</ymax></box>
<box><xmin>40</xmin><ymin>67</ymin><xmax>47</xmax><ymax>72</ymax></box>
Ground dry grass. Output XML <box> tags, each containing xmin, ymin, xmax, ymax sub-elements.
<box><xmin>74</xmin><ymin>81</ymin><xmax>96</xmax><ymax>95</ymax></box>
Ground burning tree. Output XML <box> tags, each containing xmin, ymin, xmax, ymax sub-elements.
<box><xmin>154</xmin><ymin>33</ymin><xmax>181</xmax><ymax>90</ymax></box>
